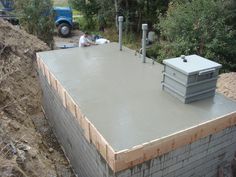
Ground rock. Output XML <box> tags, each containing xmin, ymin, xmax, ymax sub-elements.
<box><xmin>17</xmin><ymin>149</ymin><xmax>26</xmax><ymax>162</ymax></box>
<box><xmin>17</xmin><ymin>143</ymin><xmax>31</xmax><ymax>151</ymax></box>
<box><xmin>10</xmin><ymin>141</ymin><xmax>17</xmax><ymax>154</ymax></box>
<box><xmin>9</xmin><ymin>121</ymin><xmax>20</xmax><ymax>131</ymax></box>
<box><xmin>39</xmin><ymin>141</ymin><xmax>43</xmax><ymax>145</ymax></box>
<box><xmin>48</xmin><ymin>148</ymin><xmax>54</xmax><ymax>153</ymax></box>
<box><xmin>2</xmin><ymin>115</ymin><xmax>8</xmax><ymax>120</ymax></box>
<box><xmin>31</xmin><ymin>153</ymin><xmax>37</xmax><ymax>159</ymax></box>
<box><xmin>23</xmin><ymin>139</ymin><xmax>28</xmax><ymax>143</ymax></box>
<box><xmin>28</xmin><ymin>149</ymin><xmax>37</xmax><ymax>159</ymax></box>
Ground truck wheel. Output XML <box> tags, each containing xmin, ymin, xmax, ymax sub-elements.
<box><xmin>58</xmin><ymin>23</ymin><xmax>71</xmax><ymax>37</ymax></box>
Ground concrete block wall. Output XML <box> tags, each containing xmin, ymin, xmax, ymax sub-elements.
<box><xmin>39</xmin><ymin>71</ymin><xmax>115</xmax><ymax>177</ymax></box>
<box><xmin>39</xmin><ymin>70</ymin><xmax>236</xmax><ymax>177</ymax></box>
<box><xmin>116</xmin><ymin>126</ymin><xmax>236</xmax><ymax>177</ymax></box>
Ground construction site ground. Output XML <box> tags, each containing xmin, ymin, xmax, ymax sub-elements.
<box><xmin>0</xmin><ymin>19</ymin><xmax>235</xmax><ymax>176</ymax></box>
<box><xmin>0</xmin><ymin>20</ymin><xmax>75</xmax><ymax>177</ymax></box>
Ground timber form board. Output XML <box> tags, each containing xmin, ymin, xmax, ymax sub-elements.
<box><xmin>37</xmin><ymin>54</ymin><xmax>236</xmax><ymax>173</ymax></box>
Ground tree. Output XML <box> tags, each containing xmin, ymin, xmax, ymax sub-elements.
<box><xmin>69</xmin><ymin>0</ymin><xmax>169</xmax><ymax>32</ymax></box>
<box><xmin>69</xmin><ymin>0</ymin><xmax>100</xmax><ymax>30</ymax></box>
<box><xmin>14</xmin><ymin>0</ymin><xmax>54</xmax><ymax>48</ymax></box>
<box><xmin>114</xmin><ymin>0</ymin><xmax>168</xmax><ymax>32</ymax></box>
<box><xmin>157</xmin><ymin>0</ymin><xmax>236</xmax><ymax>71</ymax></box>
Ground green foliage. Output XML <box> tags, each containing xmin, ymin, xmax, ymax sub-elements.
<box><xmin>69</xmin><ymin>0</ymin><xmax>99</xmax><ymax>31</ymax></box>
<box><xmin>96</xmin><ymin>0</ymin><xmax>115</xmax><ymax>27</ymax></box>
<box><xmin>157</xmin><ymin>0</ymin><xmax>236</xmax><ymax>72</ymax></box>
<box><xmin>146</xmin><ymin>44</ymin><xmax>161</xmax><ymax>61</ymax></box>
<box><xmin>53</xmin><ymin>0</ymin><xmax>68</xmax><ymax>6</ymax></box>
<box><xmin>116</xmin><ymin>0</ymin><xmax>168</xmax><ymax>32</ymax></box>
<box><xmin>69</xmin><ymin>0</ymin><xmax>114</xmax><ymax>31</ymax></box>
<box><xmin>77</xmin><ymin>15</ymin><xmax>98</xmax><ymax>31</ymax></box>
<box><xmin>69</xmin><ymin>0</ymin><xmax>169</xmax><ymax>33</ymax></box>
<box><xmin>14</xmin><ymin>0</ymin><xmax>54</xmax><ymax>47</ymax></box>
<box><xmin>122</xmin><ymin>32</ymin><xmax>141</xmax><ymax>49</ymax></box>
<box><xmin>101</xmin><ymin>27</ymin><xmax>118</xmax><ymax>42</ymax></box>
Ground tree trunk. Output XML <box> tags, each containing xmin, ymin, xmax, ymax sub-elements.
<box><xmin>137</xmin><ymin>11</ymin><xmax>142</xmax><ymax>33</ymax></box>
<box><xmin>114</xmin><ymin>0</ymin><xmax>118</xmax><ymax>30</ymax></box>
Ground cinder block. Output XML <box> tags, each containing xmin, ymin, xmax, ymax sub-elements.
<box><xmin>163</xmin><ymin>171</ymin><xmax>175</xmax><ymax>177</ymax></box>
<box><xmin>152</xmin><ymin>156</ymin><xmax>163</xmax><ymax>167</ymax></box>
<box><xmin>149</xmin><ymin>163</ymin><xmax>162</xmax><ymax>175</ymax></box>
<box><xmin>189</xmin><ymin>144</ymin><xmax>208</xmax><ymax>157</ymax></box>
<box><xmin>207</xmin><ymin>139</ymin><xmax>231</xmax><ymax>154</ymax></box>
<box><xmin>116</xmin><ymin>169</ymin><xmax>131</xmax><ymax>177</ymax></box>
<box><xmin>172</xmin><ymin>147</ymin><xmax>186</xmax><ymax>159</ymax></box>
<box><xmin>187</xmin><ymin>150</ymin><xmax>207</xmax><ymax>164</ymax></box>
<box><xmin>199</xmin><ymin>136</ymin><xmax>210</xmax><ymax>145</ymax></box>
<box><xmin>167</xmin><ymin>161</ymin><xmax>182</xmax><ymax>174</ymax></box>
<box><xmin>163</xmin><ymin>157</ymin><xmax>177</xmax><ymax>169</ymax></box>
<box><xmin>150</xmin><ymin>170</ymin><xmax>162</xmax><ymax>177</ymax></box>
<box><xmin>144</xmin><ymin>168</ymin><xmax>151</xmax><ymax>177</ymax></box>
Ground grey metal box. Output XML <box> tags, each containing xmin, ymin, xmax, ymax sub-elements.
<box><xmin>162</xmin><ymin>55</ymin><xmax>222</xmax><ymax>103</ymax></box>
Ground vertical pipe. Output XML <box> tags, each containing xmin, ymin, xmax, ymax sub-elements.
<box><xmin>118</xmin><ymin>16</ymin><xmax>124</xmax><ymax>51</ymax></box>
<box><xmin>142</xmin><ymin>24</ymin><xmax>148</xmax><ymax>63</ymax></box>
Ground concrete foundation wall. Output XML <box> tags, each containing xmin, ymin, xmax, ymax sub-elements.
<box><xmin>39</xmin><ymin>71</ymin><xmax>114</xmax><ymax>177</ymax></box>
<box><xmin>116</xmin><ymin>126</ymin><xmax>236</xmax><ymax>177</ymax></box>
<box><xmin>39</xmin><ymin>70</ymin><xmax>236</xmax><ymax>177</ymax></box>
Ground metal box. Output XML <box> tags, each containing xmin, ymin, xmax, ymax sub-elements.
<box><xmin>162</xmin><ymin>55</ymin><xmax>222</xmax><ymax>103</ymax></box>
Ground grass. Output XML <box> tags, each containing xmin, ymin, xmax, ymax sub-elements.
<box><xmin>102</xmin><ymin>27</ymin><xmax>141</xmax><ymax>50</ymax></box>
<box><xmin>53</xmin><ymin>0</ymin><xmax>69</xmax><ymax>7</ymax></box>
<box><xmin>53</xmin><ymin>0</ymin><xmax>81</xmax><ymax>16</ymax></box>
<box><xmin>73</xmin><ymin>9</ymin><xmax>80</xmax><ymax>15</ymax></box>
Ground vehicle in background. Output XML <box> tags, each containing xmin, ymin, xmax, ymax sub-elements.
<box><xmin>0</xmin><ymin>0</ymin><xmax>13</xmax><ymax>11</ymax></box>
<box><xmin>54</xmin><ymin>7</ymin><xmax>73</xmax><ymax>38</ymax></box>
<box><xmin>0</xmin><ymin>9</ymin><xmax>18</xmax><ymax>25</ymax></box>
<box><xmin>1</xmin><ymin>0</ymin><xmax>74</xmax><ymax>37</ymax></box>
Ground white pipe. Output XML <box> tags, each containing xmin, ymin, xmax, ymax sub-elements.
<box><xmin>118</xmin><ymin>16</ymin><xmax>123</xmax><ymax>51</ymax></box>
<box><xmin>142</xmin><ymin>24</ymin><xmax>148</xmax><ymax>63</ymax></box>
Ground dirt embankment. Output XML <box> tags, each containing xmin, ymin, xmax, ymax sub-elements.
<box><xmin>217</xmin><ymin>72</ymin><xmax>236</xmax><ymax>101</ymax></box>
<box><xmin>0</xmin><ymin>20</ymin><xmax>74</xmax><ymax>177</ymax></box>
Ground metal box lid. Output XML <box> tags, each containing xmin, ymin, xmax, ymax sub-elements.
<box><xmin>163</xmin><ymin>55</ymin><xmax>222</xmax><ymax>75</ymax></box>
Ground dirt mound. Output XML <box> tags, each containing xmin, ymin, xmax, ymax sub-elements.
<box><xmin>0</xmin><ymin>19</ymin><xmax>74</xmax><ymax>177</ymax></box>
<box><xmin>217</xmin><ymin>72</ymin><xmax>236</xmax><ymax>101</ymax></box>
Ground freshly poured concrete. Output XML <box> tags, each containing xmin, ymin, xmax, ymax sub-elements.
<box><xmin>38</xmin><ymin>43</ymin><xmax>236</xmax><ymax>151</ymax></box>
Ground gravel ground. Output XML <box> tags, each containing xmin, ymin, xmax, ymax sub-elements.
<box><xmin>217</xmin><ymin>72</ymin><xmax>236</xmax><ymax>101</ymax></box>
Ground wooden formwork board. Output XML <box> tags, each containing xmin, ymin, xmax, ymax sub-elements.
<box><xmin>37</xmin><ymin>56</ymin><xmax>116</xmax><ymax>171</ymax></box>
<box><xmin>65</xmin><ymin>91</ymin><xmax>76</xmax><ymax>118</ymax></box>
<box><xmin>114</xmin><ymin>112</ymin><xmax>236</xmax><ymax>171</ymax></box>
<box><xmin>37</xmin><ymin>56</ymin><xmax>236</xmax><ymax>173</ymax></box>
<box><xmin>50</xmin><ymin>73</ymin><xmax>58</xmax><ymax>92</ymax></box>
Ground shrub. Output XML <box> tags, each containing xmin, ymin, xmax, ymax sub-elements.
<box><xmin>157</xmin><ymin>0</ymin><xmax>236</xmax><ymax>71</ymax></box>
<box><xmin>14</xmin><ymin>0</ymin><xmax>54</xmax><ymax>48</ymax></box>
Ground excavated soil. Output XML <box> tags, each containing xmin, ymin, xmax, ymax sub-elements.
<box><xmin>0</xmin><ymin>19</ymin><xmax>74</xmax><ymax>177</ymax></box>
<box><xmin>217</xmin><ymin>72</ymin><xmax>236</xmax><ymax>101</ymax></box>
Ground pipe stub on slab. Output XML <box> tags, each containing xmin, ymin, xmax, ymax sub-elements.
<box><xmin>142</xmin><ymin>24</ymin><xmax>148</xmax><ymax>30</ymax></box>
<box><xmin>118</xmin><ymin>16</ymin><xmax>124</xmax><ymax>22</ymax></box>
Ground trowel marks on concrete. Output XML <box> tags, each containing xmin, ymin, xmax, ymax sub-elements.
<box><xmin>37</xmin><ymin>43</ymin><xmax>236</xmax><ymax>151</ymax></box>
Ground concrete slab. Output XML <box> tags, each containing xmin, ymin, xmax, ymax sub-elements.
<box><xmin>37</xmin><ymin>43</ymin><xmax>236</xmax><ymax>151</ymax></box>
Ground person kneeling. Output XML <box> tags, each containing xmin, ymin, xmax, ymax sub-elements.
<box><xmin>79</xmin><ymin>32</ymin><xmax>96</xmax><ymax>47</ymax></box>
